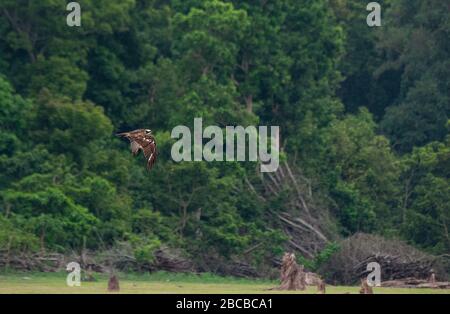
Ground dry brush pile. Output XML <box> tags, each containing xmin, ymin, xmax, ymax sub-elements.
<box><xmin>245</xmin><ymin>161</ymin><xmax>336</xmax><ymax>259</ymax></box>
<box><xmin>0</xmin><ymin>245</ymin><xmax>194</xmax><ymax>274</ymax></box>
<box><xmin>319</xmin><ymin>233</ymin><xmax>448</xmax><ymax>285</ymax></box>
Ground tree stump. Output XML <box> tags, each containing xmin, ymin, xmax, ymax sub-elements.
<box><xmin>428</xmin><ymin>271</ymin><xmax>440</xmax><ymax>289</ymax></box>
<box><xmin>276</xmin><ymin>252</ymin><xmax>306</xmax><ymax>290</ymax></box>
<box><xmin>305</xmin><ymin>271</ymin><xmax>323</xmax><ymax>286</ymax></box>
<box><xmin>359</xmin><ymin>279</ymin><xmax>373</xmax><ymax>294</ymax></box>
<box><xmin>83</xmin><ymin>265</ymin><xmax>96</xmax><ymax>282</ymax></box>
<box><xmin>428</xmin><ymin>271</ymin><xmax>436</xmax><ymax>285</ymax></box>
<box><xmin>317</xmin><ymin>280</ymin><xmax>326</xmax><ymax>294</ymax></box>
<box><xmin>107</xmin><ymin>275</ymin><xmax>120</xmax><ymax>292</ymax></box>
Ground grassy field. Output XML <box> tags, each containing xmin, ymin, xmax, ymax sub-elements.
<box><xmin>0</xmin><ymin>271</ymin><xmax>449</xmax><ymax>294</ymax></box>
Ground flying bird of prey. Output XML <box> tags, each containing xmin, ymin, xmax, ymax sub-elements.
<box><xmin>116</xmin><ymin>129</ymin><xmax>157</xmax><ymax>170</ymax></box>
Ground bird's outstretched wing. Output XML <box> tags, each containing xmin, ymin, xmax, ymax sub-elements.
<box><xmin>117</xmin><ymin>129</ymin><xmax>157</xmax><ymax>170</ymax></box>
<box><xmin>134</xmin><ymin>135</ymin><xmax>157</xmax><ymax>170</ymax></box>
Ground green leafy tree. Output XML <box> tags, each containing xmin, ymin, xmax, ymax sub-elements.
<box><xmin>378</xmin><ymin>0</ymin><xmax>450</xmax><ymax>152</ymax></box>
<box><xmin>400</xmin><ymin>131</ymin><xmax>450</xmax><ymax>254</ymax></box>
<box><xmin>321</xmin><ymin>109</ymin><xmax>400</xmax><ymax>234</ymax></box>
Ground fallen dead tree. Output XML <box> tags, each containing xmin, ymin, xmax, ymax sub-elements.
<box><xmin>215</xmin><ymin>261</ymin><xmax>259</xmax><ymax>278</ymax></box>
<box><xmin>244</xmin><ymin>161</ymin><xmax>335</xmax><ymax>259</ymax></box>
<box><xmin>320</xmin><ymin>233</ymin><xmax>447</xmax><ymax>285</ymax></box>
<box><xmin>152</xmin><ymin>247</ymin><xmax>194</xmax><ymax>272</ymax></box>
<box><xmin>0</xmin><ymin>245</ymin><xmax>194</xmax><ymax>274</ymax></box>
<box><xmin>381</xmin><ymin>277</ymin><xmax>450</xmax><ymax>289</ymax></box>
<box><xmin>97</xmin><ymin>244</ymin><xmax>194</xmax><ymax>273</ymax></box>
<box><xmin>355</xmin><ymin>254</ymin><xmax>435</xmax><ymax>281</ymax></box>
<box><xmin>0</xmin><ymin>250</ymin><xmax>66</xmax><ymax>271</ymax></box>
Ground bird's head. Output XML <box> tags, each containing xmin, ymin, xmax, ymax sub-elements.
<box><xmin>145</xmin><ymin>129</ymin><xmax>152</xmax><ymax>135</ymax></box>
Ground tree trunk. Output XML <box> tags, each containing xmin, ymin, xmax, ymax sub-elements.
<box><xmin>274</xmin><ymin>253</ymin><xmax>306</xmax><ymax>290</ymax></box>
<box><xmin>107</xmin><ymin>275</ymin><xmax>120</xmax><ymax>291</ymax></box>
<box><xmin>246</xmin><ymin>95</ymin><xmax>253</xmax><ymax>113</ymax></box>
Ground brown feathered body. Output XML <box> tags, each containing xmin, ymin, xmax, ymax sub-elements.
<box><xmin>117</xmin><ymin>129</ymin><xmax>157</xmax><ymax>170</ymax></box>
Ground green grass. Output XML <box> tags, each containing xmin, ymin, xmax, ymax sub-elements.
<box><xmin>0</xmin><ymin>271</ymin><xmax>449</xmax><ymax>294</ymax></box>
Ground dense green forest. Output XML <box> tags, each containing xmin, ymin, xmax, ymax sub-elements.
<box><xmin>0</xmin><ymin>0</ymin><xmax>448</xmax><ymax>276</ymax></box>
